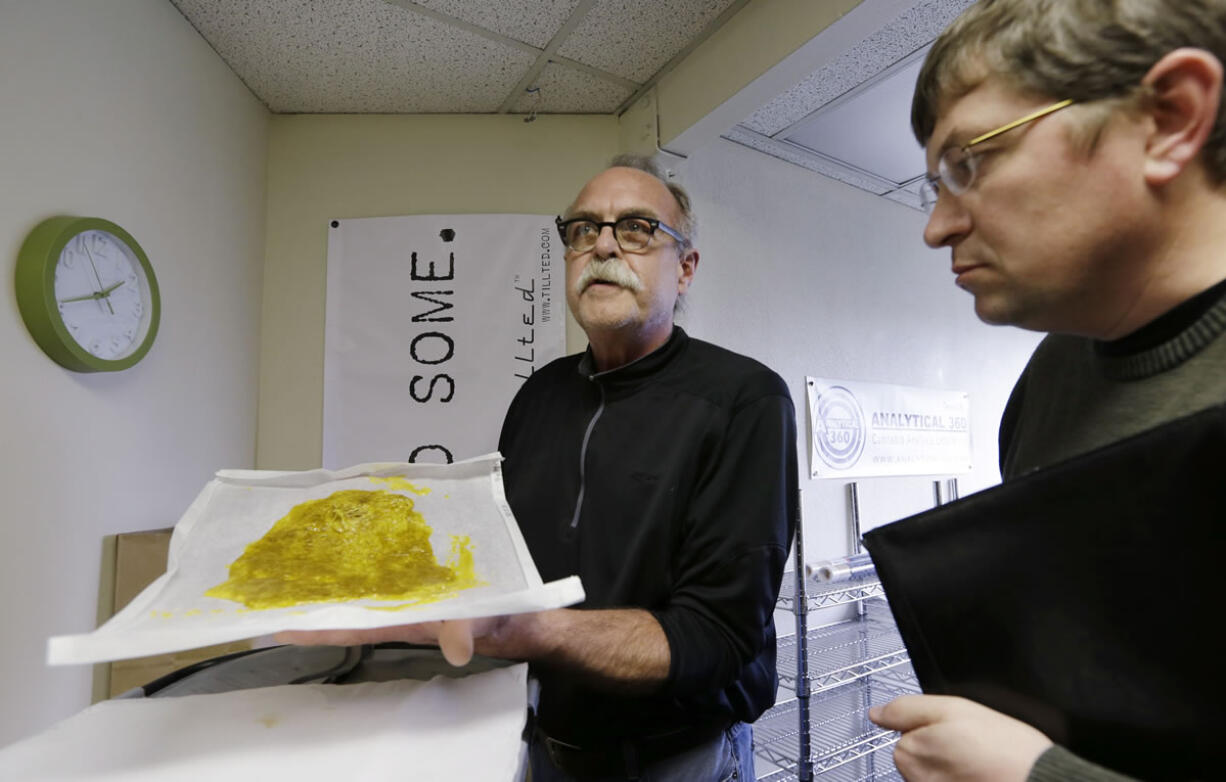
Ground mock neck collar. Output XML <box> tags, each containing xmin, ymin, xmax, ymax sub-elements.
<box><xmin>577</xmin><ymin>326</ymin><xmax>688</xmax><ymax>384</ymax></box>
<box><xmin>1093</xmin><ymin>278</ymin><xmax>1226</xmax><ymax>380</ymax></box>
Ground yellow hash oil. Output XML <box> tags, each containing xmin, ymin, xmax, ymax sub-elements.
<box><xmin>205</xmin><ymin>489</ymin><xmax>480</xmax><ymax>610</ymax></box>
<box><xmin>370</xmin><ymin>476</ymin><xmax>431</xmax><ymax>495</ymax></box>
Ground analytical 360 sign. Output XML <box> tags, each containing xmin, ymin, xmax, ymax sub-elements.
<box><xmin>806</xmin><ymin>377</ymin><xmax>971</xmax><ymax>479</ymax></box>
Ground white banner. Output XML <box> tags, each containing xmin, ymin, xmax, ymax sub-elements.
<box><xmin>324</xmin><ymin>214</ymin><xmax>565</xmax><ymax>468</ymax></box>
<box><xmin>806</xmin><ymin>377</ymin><xmax>971</xmax><ymax>479</ymax></box>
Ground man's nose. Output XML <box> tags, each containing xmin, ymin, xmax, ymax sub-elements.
<box><xmin>593</xmin><ymin>224</ymin><xmax>621</xmax><ymax>258</ymax></box>
<box><xmin>923</xmin><ymin>194</ymin><xmax>971</xmax><ymax>249</ymax></box>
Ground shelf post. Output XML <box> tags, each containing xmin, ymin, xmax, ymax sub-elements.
<box><xmin>794</xmin><ymin>488</ymin><xmax>812</xmax><ymax>781</ymax></box>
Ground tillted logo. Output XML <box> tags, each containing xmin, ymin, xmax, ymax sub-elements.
<box><xmin>813</xmin><ymin>385</ymin><xmax>866</xmax><ymax>469</ymax></box>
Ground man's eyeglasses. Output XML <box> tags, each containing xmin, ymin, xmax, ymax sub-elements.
<box><xmin>919</xmin><ymin>98</ymin><xmax>1075</xmax><ymax>212</ymax></box>
<box><xmin>555</xmin><ymin>215</ymin><xmax>686</xmax><ymax>254</ymax></box>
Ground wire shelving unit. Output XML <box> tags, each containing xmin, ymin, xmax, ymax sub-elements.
<box><xmin>755</xmin><ymin>479</ymin><xmax>957</xmax><ymax>781</ymax></box>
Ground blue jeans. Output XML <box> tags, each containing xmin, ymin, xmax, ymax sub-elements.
<box><xmin>529</xmin><ymin>722</ymin><xmax>754</xmax><ymax>782</ymax></box>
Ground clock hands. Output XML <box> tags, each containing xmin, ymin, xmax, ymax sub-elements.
<box><xmin>59</xmin><ymin>279</ymin><xmax>125</xmax><ymax>305</ymax></box>
<box><xmin>59</xmin><ymin>292</ymin><xmax>105</xmax><ymax>304</ymax></box>
<box><xmin>82</xmin><ymin>241</ymin><xmax>115</xmax><ymax>315</ymax></box>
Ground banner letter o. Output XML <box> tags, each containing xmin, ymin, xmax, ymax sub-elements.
<box><xmin>410</xmin><ymin>332</ymin><xmax>455</xmax><ymax>365</ymax></box>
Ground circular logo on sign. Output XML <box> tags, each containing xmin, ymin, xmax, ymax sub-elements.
<box><xmin>813</xmin><ymin>385</ymin><xmax>866</xmax><ymax>469</ymax></box>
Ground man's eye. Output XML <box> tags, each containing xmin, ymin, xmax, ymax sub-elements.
<box><xmin>620</xmin><ymin>219</ymin><xmax>649</xmax><ymax>234</ymax></box>
<box><xmin>572</xmin><ymin>222</ymin><xmax>597</xmax><ymax>237</ymax></box>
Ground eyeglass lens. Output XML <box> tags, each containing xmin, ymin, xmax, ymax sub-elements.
<box><xmin>920</xmin><ymin>149</ymin><xmax>978</xmax><ymax>212</ymax></box>
<box><xmin>565</xmin><ymin>218</ymin><xmax>655</xmax><ymax>252</ymax></box>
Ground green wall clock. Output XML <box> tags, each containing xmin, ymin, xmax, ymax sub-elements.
<box><xmin>16</xmin><ymin>216</ymin><xmax>161</xmax><ymax>373</ymax></box>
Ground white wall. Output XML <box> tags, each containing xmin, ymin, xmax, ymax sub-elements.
<box><xmin>0</xmin><ymin>0</ymin><xmax>268</xmax><ymax>744</ymax></box>
<box><xmin>679</xmin><ymin>139</ymin><xmax>1042</xmax><ymax>571</ymax></box>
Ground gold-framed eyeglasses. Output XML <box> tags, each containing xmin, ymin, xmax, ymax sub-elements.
<box><xmin>555</xmin><ymin>215</ymin><xmax>687</xmax><ymax>254</ymax></box>
<box><xmin>919</xmin><ymin>98</ymin><xmax>1076</xmax><ymax>212</ymax></box>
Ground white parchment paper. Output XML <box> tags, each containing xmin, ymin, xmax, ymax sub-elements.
<box><xmin>0</xmin><ymin>665</ymin><xmax>530</xmax><ymax>781</ymax></box>
<box><xmin>49</xmin><ymin>454</ymin><xmax>583</xmax><ymax>665</ymax></box>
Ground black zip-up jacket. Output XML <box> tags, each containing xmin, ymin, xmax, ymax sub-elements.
<box><xmin>498</xmin><ymin>327</ymin><xmax>799</xmax><ymax>745</ymax></box>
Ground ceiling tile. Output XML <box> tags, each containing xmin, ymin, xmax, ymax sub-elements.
<box><xmin>509</xmin><ymin>63</ymin><xmax>632</xmax><ymax>114</ymax></box>
<box><xmin>781</xmin><ymin>58</ymin><xmax>928</xmax><ymax>186</ymax></box>
<box><xmin>408</xmin><ymin>0</ymin><xmax>582</xmax><ymax>48</ymax></box>
<box><xmin>556</xmin><ymin>0</ymin><xmax>738</xmax><ymax>83</ymax></box>
<box><xmin>742</xmin><ymin>0</ymin><xmax>974</xmax><ymax>137</ymax></box>
<box><xmin>171</xmin><ymin>0</ymin><xmax>535</xmax><ymax>113</ymax></box>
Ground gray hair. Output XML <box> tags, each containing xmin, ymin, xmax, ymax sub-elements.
<box><xmin>608</xmin><ymin>153</ymin><xmax>697</xmax><ymax>245</ymax></box>
<box><xmin>912</xmin><ymin>0</ymin><xmax>1226</xmax><ymax>184</ymax></box>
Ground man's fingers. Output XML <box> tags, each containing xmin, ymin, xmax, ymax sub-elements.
<box><xmin>437</xmin><ymin>619</ymin><xmax>475</xmax><ymax>666</ymax></box>
<box><xmin>869</xmin><ymin>694</ymin><xmax>961</xmax><ymax>732</ymax></box>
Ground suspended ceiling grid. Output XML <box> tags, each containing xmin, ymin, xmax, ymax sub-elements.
<box><xmin>169</xmin><ymin>0</ymin><xmax>748</xmax><ymax>115</ymax></box>
<box><xmin>171</xmin><ymin>0</ymin><xmax>983</xmax><ymax>213</ymax></box>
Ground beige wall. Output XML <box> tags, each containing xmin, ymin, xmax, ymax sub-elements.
<box><xmin>258</xmin><ymin>115</ymin><xmax>618</xmax><ymax>470</ymax></box>
<box><xmin>0</xmin><ymin>0</ymin><xmax>268</xmax><ymax>745</ymax></box>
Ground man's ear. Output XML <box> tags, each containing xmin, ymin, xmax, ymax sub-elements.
<box><xmin>1141</xmin><ymin>48</ymin><xmax>1223</xmax><ymax>186</ymax></box>
<box><xmin>677</xmin><ymin>247</ymin><xmax>699</xmax><ymax>293</ymax></box>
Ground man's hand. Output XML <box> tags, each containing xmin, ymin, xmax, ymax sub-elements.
<box><xmin>277</xmin><ymin>616</ymin><xmax>506</xmax><ymax>667</ymax></box>
<box><xmin>277</xmin><ymin>608</ymin><xmax>668</xmax><ymax>691</ymax></box>
<box><xmin>869</xmin><ymin>695</ymin><xmax>1053</xmax><ymax>782</ymax></box>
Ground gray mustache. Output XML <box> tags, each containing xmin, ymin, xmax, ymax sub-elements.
<box><xmin>576</xmin><ymin>259</ymin><xmax>643</xmax><ymax>292</ymax></box>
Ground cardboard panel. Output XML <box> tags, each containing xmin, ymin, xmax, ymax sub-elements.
<box><xmin>91</xmin><ymin>529</ymin><xmax>251</xmax><ymax>701</ymax></box>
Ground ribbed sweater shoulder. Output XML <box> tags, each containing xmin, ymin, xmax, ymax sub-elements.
<box><xmin>1000</xmin><ymin>283</ymin><xmax>1226</xmax><ymax>478</ymax></box>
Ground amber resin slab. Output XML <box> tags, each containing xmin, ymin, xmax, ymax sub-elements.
<box><xmin>206</xmin><ymin>489</ymin><xmax>481</xmax><ymax>610</ymax></box>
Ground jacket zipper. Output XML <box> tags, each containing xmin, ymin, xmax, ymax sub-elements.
<box><xmin>569</xmin><ymin>382</ymin><xmax>605</xmax><ymax>529</ymax></box>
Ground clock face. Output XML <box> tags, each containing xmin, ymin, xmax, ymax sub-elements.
<box><xmin>16</xmin><ymin>216</ymin><xmax>160</xmax><ymax>372</ymax></box>
<box><xmin>53</xmin><ymin>230</ymin><xmax>153</xmax><ymax>361</ymax></box>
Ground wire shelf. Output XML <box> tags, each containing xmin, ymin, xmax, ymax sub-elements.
<box><xmin>777</xmin><ymin>573</ymin><xmax>886</xmax><ymax>611</ymax></box>
<box><xmin>867</xmin><ymin>663</ymin><xmax>921</xmax><ymax>690</ymax></box>
<box><xmin>776</xmin><ymin>611</ymin><xmax>911</xmax><ymax>692</ymax></box>
<box><xmin>754</xmin><ymin>677</ymin><xmax>918</xmax><ymax>777</ymax></box>
<box><xmin>755</xmin><ymin>768</ymin><xmax>900</xmax><ymax>782</ymax></box>
<box><xmin>755</xmin><ymin>768</ymin><xmax>796</xmax><ymax>782</ymax></box>
<box><xmin>812</xmin><ymin>760</ymin><xmax>904</xmax><ymax>782</ymax></box>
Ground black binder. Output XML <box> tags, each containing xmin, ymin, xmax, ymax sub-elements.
<box><xmin>862</xmin><ymin>404</ymin><xmax>1226</xmax><ymax>781</ymax></box>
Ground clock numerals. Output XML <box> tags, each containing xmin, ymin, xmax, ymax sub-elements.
<box><xmin>89</xmin><ymin>233</ymin><xmax>110</xmax><ymax>256</ymax></box>
<box><xmin>132</xmin><ymin>300</ymin><xmax>143</xmax><ymax>318</ymax></box>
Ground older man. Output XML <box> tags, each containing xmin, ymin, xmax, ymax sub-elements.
<box><xmin>292</xmin><ymin>156</ymin><xmax>797</xmax><ymax>781</ymax></box>
<box><xmin>494</xmin><ymin>156</ymin><xmax>797</xmax><ymax>781</ymax></box>
<box><xmin>870</xmin><ymin>1</ymin><xmax>1226</xmax><ymax>780</ymax></box>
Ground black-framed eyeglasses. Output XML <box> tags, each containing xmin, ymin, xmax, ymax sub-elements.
<box><xmin>555</xmin><ymin>215</ymin><xmax>687</xmax><ymax>254</ymax></box>
<box><xmin>920</xmin><ymin>98</ymin><xmax>1076</xmax><ymax>212</ymax></box>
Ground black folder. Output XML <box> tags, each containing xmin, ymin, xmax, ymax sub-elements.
<box><xmin>862</xmin><ymin>404</ymin><xmax>1226</xmax><ymax>781</ymax></box>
